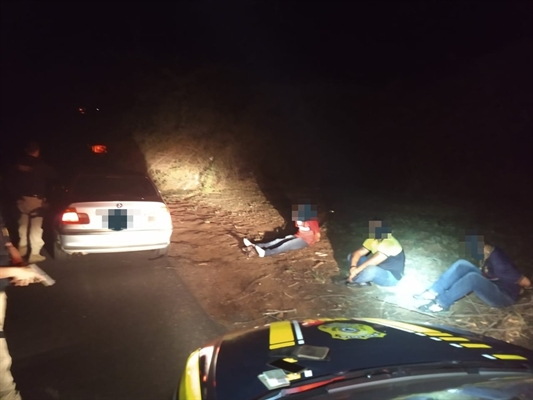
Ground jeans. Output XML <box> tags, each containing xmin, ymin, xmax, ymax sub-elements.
<box><xmin>347</xmin><ymin>254</ymin><xmax>400</xmax><ymax>287</ymax></box>
<box><xmin>256</xmin><ymin>235</ymin><xmax>308</xmax><ymax>257</ymax></box>
<box><xmin>429</xmin><ymin>259</ymin><xmax>515</xmax><ymax>309</ymax></box>
<box><xmin>17</xmin><ymin>196</ymin><xmax>45</xmax><ymax>256</ymax></box>
<box><xmin>0</xmin><ymin>292</ymin><xmax>23</xmax><ymax>400</ymax></box>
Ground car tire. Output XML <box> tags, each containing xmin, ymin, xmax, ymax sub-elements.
<box><xmin>149</xmin><ymin>245</ymin><xmax>169</xmax><ymax>260</ymax></box>
<box><xmin>53</xmin><ymin>235</ymin><xmax>72</xmax><ymax>262</ymax></box>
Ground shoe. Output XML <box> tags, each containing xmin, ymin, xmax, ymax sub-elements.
<box><xmin>417</xmin><ymin>301</ymin><xmax>449</xmax><ymax>313</ymax></box>
<box><xmin>243</xmin><ymin>238</ymin><xmax>253</xmax><ymax>247</ymax></box>
<box><xmin>29</xmin><ymin>254</ymin><xmax>46</xmax><ymax>263</ymax></box>
<box><xmin>254</xmin><ymin>245</ymin><xmax>265</xmax><ymax>258</ymax></box>
<box><xmin>413</xmin><ymin>290</ymin><xmax>437</xmax><ymax>300</ymax></box>
<box><xmin>333</xmin><ymin>277</ymin><xmax>350</xmax><ymax>286</ymax></box>
<box><xmin>346</xmin><ymin>281</ymin><xmax>372</xmax><ymax>288</ymax></box>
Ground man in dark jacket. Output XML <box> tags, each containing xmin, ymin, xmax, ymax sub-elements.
<box><xmin>415</xmin><ymin>236</ymin><xmax>532</xmax><ymax>313</ymax></box>
<box><xmin>13</xmin><ymin>141</ymin><xmax>57</xmax><ymax>263</ymax></box>
<box><xmin>1</xmin><ymin>208</ymin><xmax>44</xmax><ymax>400</ymax></box>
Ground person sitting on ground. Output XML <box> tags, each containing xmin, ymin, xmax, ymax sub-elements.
<box><xmin>242</xmin><ymin>201</ymin><xmax>321</xmax><ymax>258</ymax></box>
<box><xmin>344</xmin><ymin>218</ymin><xmax>405</xmax><ymax>288</ymax></box>
<box><xmin>415</xmin><ymin>235</ymin><xmax>532</xmax><ymax>313</ymax></box>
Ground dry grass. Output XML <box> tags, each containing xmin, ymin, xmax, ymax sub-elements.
<box><xmin>166</xmin><ymin>181</ymin><xmax>533</xmax><ymax>350</ymax></box>
<box><xmin>133</xmin><ymin>129</ymin><xmax>250</xmax><ymax>193</ymax></box>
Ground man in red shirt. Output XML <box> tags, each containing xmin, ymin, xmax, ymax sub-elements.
<box><xmin>242</xmin><ymin>201</ymin><xmax>321</xmax><ymax>257</ymax></box>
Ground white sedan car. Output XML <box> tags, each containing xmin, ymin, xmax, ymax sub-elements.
<box><xmin>53</xmin><ymin>171</ymin><xmax>172</xmax><ymax>260</ymax></box>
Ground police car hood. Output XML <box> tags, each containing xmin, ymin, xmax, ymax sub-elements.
<box><xmin>199</xmin><ymin>318</ymin><xmax>532</xmax><ymax>400</ymax></box>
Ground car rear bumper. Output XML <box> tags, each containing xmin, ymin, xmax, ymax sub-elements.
<box><xmin>57</xmin><ymin>229</ymin><xmax>172</xmax><ymax>254</ymax></box>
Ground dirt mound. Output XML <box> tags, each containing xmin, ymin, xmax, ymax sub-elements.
<box><xmin>165</xmin><ymin>180</ymin><xmax>533</xmax><ymax>349</ymax></box>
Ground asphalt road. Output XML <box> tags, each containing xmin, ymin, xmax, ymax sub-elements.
<box><xmin>4</xmin><ymin>250</ymin><xmax>226</xmax><ymax>400</ymax></box>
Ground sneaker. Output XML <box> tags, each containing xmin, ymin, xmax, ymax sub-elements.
<box><xmin>29</xmin><ymin>254</ymin><xmax>46</xmax><ymax>263</ymax></box>
<box><xmin>243</xmin><ymin>238</ymin><xmax>253</xmax><ymax>247</ymax></box>
<box><xmin>254</xmin><ymin>245</ymin><xmax>265</xmax><ymax>258</ymax></box>
<box><xmin>346</xmin><ymin>281</ymin><xmax>372</xmax><ymax>288</ymax></box>
<box><xmin>413</xmin><ymin>290</ymin><xmax>437</xmax><ymax>300</ymax></box>
<box><xmin>418</xmin><ymin>301</ymin><xmax>449</xmax><ymax>313</ymax></box>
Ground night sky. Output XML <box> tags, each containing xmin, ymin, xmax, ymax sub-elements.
<box><xmin>1</xmin><ymin>0</ymin><xmax>532</xmax><ymax>196</ymax></box>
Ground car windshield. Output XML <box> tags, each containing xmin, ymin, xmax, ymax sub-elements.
<box><xmin>260</xmin><ymin>363</ymin><xmax>533</xmax><ymax>400</ymax></box>
<box><xmin>71</xmin><ymin>175</ymin><xmax>159</xmax><ymax>199</ymax></box>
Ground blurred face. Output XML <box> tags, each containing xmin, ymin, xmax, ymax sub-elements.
<box><xmin>460</xmin><ymin>235</ymin><xmax>485</xmax><ymax>260</ymax></box>
<box><xmin>291</xmin><ymin>202</ymin><xmax>317</xmax><ymax>221</ymax></box>
<box><xmin>368</xmin><ymin>220</ymin><xmax>382</xmax><ymax>238</ymax></box>
<box><xmin>369</xmin><ymin>220</ymin><xmax>382</xmax><ymax>232</ymax></box>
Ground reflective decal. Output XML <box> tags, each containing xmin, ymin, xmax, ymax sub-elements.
<box><xmin>270</xmin><ymin>321</ymin><xmax>295</xmax><ymax>350</ymax></box>
<box><xmin>319</xmin><ymin>323</ymin><xmax>386</xmax><ymax>340</ymax></box>
<box><xmin>292</xmin><ymin>320</ymin><xmax>305</xmax><ymax>345</ymax></box>
<box><xmin>452</xmin><ymin>343</ymin><xmax>493</xmax><ymax>349</ymax></box>
<box><xmin>439</xmin><ymin>337</ymin><xmax>470</xmax><ymax>342</ymax></box>
<box><xmin>461</xmin><ymin>343</ymin><xmax>492</xmax><ymax>349</ymax></box>
<box><xmin>424</xmin><ymin>332</ymin><xmax>453</xmax><ymax>337</ymax></box>
<box><xmin>492</xmin><ymin>354</ymin><xmax>528</xmax><ymax>361</ymax></box>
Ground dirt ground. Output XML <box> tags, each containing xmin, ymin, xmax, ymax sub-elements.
<box><xmin>164</xmin><ymin>180</ymin><xmax>533</xmax><ymax>350</ymax></box>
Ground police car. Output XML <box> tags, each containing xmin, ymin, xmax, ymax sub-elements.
<box><xmin>177</xmin><ymin>317</ymin><xmax>532</xmax><ymax>400</ymax></box>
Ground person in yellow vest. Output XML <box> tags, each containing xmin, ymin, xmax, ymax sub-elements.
<box><xmin>345</xmin><ymin>219</ymin><xmax>405</xmax><ymax>288</ymax></box>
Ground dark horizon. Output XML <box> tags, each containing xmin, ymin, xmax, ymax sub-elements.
<box><xmin>2</xmin><ymin>1</ymin><xmax>529</xmax><ymax>116</ymax></box>
<box><xmin>1</xmin><ymin>0</ymin><xmax>531</xmax><ymax>200</ymax></box>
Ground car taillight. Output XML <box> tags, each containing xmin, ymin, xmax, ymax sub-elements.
<box><xmin>61</xmin><ymin>208</ymin><xmax>90</xmax><ymax>224</ymax></box>
<box><xmin>91</xmin><ymin>144</ymin><xmax>107</xmax><ymax>153</ymax></box>
<box><xmin>148</xmin><ymin>206</ymin><xmax>170</xmax><ymax>222</ymax></box>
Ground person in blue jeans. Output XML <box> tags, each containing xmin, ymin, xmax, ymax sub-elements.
<box><xmin>416</xmin><ymin>238</ymin><xmax>532</xmax><ymax>313</ymax></box>
<box><xmin>242</xmin><ymin>201</ymin><xmax>321</xmax><ymax>258</ymax></box>
<box><xmin>345</xmin><ymin>219</ymin><xmax>405</xmax><ymax>288</ymax></box>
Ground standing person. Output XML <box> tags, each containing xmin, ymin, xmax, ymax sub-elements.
<box><xmin>1</xmin><ymin>208</ymin><xmax>44</xmax><ymax>400</ymax></box>
<box><xmin>415</xmin><ymin>236</ymin><xmax>532</xmax><ymax>313</ymax></box>
<box><xmin>12</xmin><ymin>141</ymin><xmax>57</xmax><ymax>263</ymax></box>
<box><xmin>242</xmin><ymin>201</ymin><xmax>321</xmax><ymax>257</ymax></box>
<box><xmin>344</xmin><ymin>219</ymin><xmax>405</xmax><ymax>288</ymax></box>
